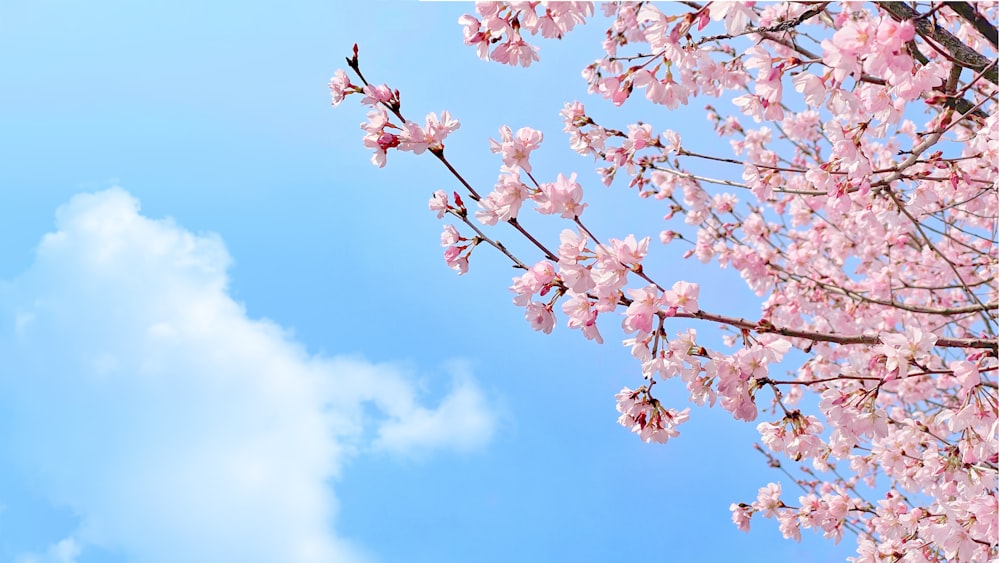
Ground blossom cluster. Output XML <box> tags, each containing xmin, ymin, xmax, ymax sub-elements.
<box><xmin>331</xmin><ymin>2</ymin><xmax>998</xmax><ymax>560</ymax></box>
<box><xmin>458</xmin><ymin>2</ymin><xmax>594</xmax><ymax>66</ymax></box>
<box><xmin>615</xmin><ymin>385</ymin><xmax>690</xmax><ymax>444</ymax></box>
<box><xmin>331</xmin><ymin>64</ymin><xmax>460</xmax><ymax>168</ymax></box>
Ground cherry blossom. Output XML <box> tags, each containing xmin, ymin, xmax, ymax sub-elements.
<box><xmin>428</xmin><ymin>190</ymin><xmax>450</xmax><ymax>219</ymax></box>
<box><xmin>328</xmin><ymin>69</ymin><xmax>354</xmax><ymax>107</ymax></box>
<box><xmin>332</xmin><ymin>2</ymin><xmax>999</xmax><ymax>560</ymax></box>
<box><xmin>534</xmin><ymin>172</ymin><xmax>586</xmax><ymax>218</ymax></box>
<box><xmin>489</xmin><ymin>126</ymin><xmax>544</xmax><ymax>172</ymax></box>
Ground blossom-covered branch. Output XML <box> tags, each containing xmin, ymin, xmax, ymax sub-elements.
<box><xmin>331</xmin><ymin>2</ymin><xmax>998</xmax><ymax>561</ymax></box>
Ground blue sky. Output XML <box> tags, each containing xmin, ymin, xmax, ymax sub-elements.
<box><xmin>0</xmin><ymin>2</ymin><xmax>858</xmax><ymax>561</ymax></box>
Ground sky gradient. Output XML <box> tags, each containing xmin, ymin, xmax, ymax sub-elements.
<box><xmin>0</xmin><ymin>2</ymin><xmax>857</xmax><ymax>562</ymax></box>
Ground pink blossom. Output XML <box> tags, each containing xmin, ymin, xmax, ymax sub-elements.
<box><xmin>711</xmin><ymin>354</ymin><xmax>758</xmax><ymax>422</ymax></box>
<box><xmin>398</xmin><ymin>111</ymin><xmax>460</xmax><ymax>155</ymax></box>
<box><xmin>833</xmin><ymin>19</ymin><xmax>874</xmax><ymax>54</ymax></box>
<box><xmin>615</xmin><ymin>386</ymin><xmax>691</xmax><ymax>444</ymax></box>
<box><xmin>733</xmin><ymin>94</ymin><xmax>776</xmax><ymax>123</ymax></box>
<box><xmin>662</xmin><ymin>129</ymin><xmax>682</xmax><ymax>154</ymax></box>
<box><xmin>782</xmin><ymin>110</ymin><xmax>821</xmax><ymax>142</ymax></box>
<box><xmin>877</xmin><ymin>327</ymin><xmax>938</xmax><ymax>377</ymax></box>
<box><xmin>635</xmin><ymin>4</ymin><xmax>670</xmax><ymax>50</ymax></box>
<box><xmin>596</xmin><ymin>76</ymin><xmax>631</xmax><ymax>106</ymax></box>
<box><xmin>664</xmin><ymin>280</ymin><xmax>699</xmax><ymax>313</ymax></box>
<box><xmin>644</xmin><ymin>408</ymin><xmax>690</xmax><ymax>443</ymax></box>
<box><xmin>752</xmin><ymin>483</ymin><xmax>783</xmax><ymax>518</ymax></box>
<box><xmin>360</xmin><ymin>107</ymin><xmax>396</xmax><ymax>168</ymax></box>
<box><xmin>359</xmin><ymin>83</ymin><xmax>395</xmax><ymax>107</ymax></box>
<box><xmin>535</xmin><ymin>173</ymin><xmax>586</xmax><ymax>218</ymax></box>
<box><xmin>398</xmin><ymin>122</ymin><xmax>431</xmax><ymax>155</ymax></box>
<box><xmin>428</xmin><ymin>190</ymin><xmax>449</xmax><ymax>218</ymax></box>
<box><xmin>730</xmin><ymin>503</ymin><xmax>753</xmax><ymax>532</ymax></box>
<box><xmin>708</xmin><ymin>1</ymin><xmax>757</xmax><ymax>35</ymax></box>
<box><xmin>556</xmin><ymin>229</ymin><xmax>595</xmax><ymax>294</ymax></box>
<box><xmin>821</xmin><ymin>36</ymin><xmax>862</xmax><ymax>83</ymax></box>
<box><xmin>893</xmin><ymin>60</ymin><xmax>949</xmax><ymax>101</ymax></box>
<box><xmin>519</xmin><ymin>2</ymin><xmax>592</xmax><ymax>39</ymax></box>
<box><xmin>458</xmin><ymin>14</ymin><xmax>489</xmax><ymax>60</ymax></box>
<box><xmin>332</xmin><ymin>6</ymin><xmax>1000</xmax><ymax>558</ymax></box>
<box><xmin>711</xmin><ymin>193</ymin><xmax>738</xmax><ymax>214</ymax></box>
<box><xmin>610</xmin><ymin>234</ymin><xmax>648</xmax><ymax>267</ymax></box>
<box><xmin>524</xmin><ymin>302</ymin><xmax>556</xmax><ymax>333</ymax></box>
<box><xmin>329</xmin><ymin>69</ymin><xmax>353</xmax><ymax>107</ymax></box>
<box><xmin>590</xmin><ymin>248</ymin><xmax>628</xmax><ymax>295</ymax></box>
<box><xmin>623</xmin><ymin>285</ymin><xmax>661</xmax><ymax>334</ymax></box>
<box><xmin>529</xmin><ymin>260</ymin><xmax>556</xmax><ymax>286</ymax></box>
<box><xmin>425</xmin><ymin>111</ymin><xmax>460</xmax><ymax>143</ymax></box>
<box><xmin>476</xmin><ymin>169</ymin><xmax>529</xmax><ymax>225</ymax></box>
<box><xmin>633</xmin><ymin>70</ymin><xmax>690</xmax><ymax>109</ymax></box>
<box><xmin>626</xmin><ymin>122</ymin><xmax>655</xmax><ymax>151</ymax></box>
<box><xmin>461</xmin><ymin>2</ymin><xmax>592</xmax><ymax>67</ymax></box>
<box><xmin>949</xmin><ymin>359</ymin><xmax>981</xmax><ymax>397</ymax></box>
<box><xmin>792</xmin><ymin>72</ymin><xmax>826</xmax><ymax>107</ymax></box>
<box><xmin>742</xmin><ymin>45</ymin><xmax>772</xmax><ymax>74</ymax></box>
<box><xmin>435</xmin><ymin>225</ymin><xmax>461</xmax><ymax>248</ymax></box>
<box><xmin>489</xmin><ymin>125</ymin><xmax>544</xmax><ymax>172</ymax></box>
<box><xmin>758</xmin><ymin>338</ymin><xmax>791</xmax><ymax>363</ymax></box>
<box><xmin>875</xmin><ymin>18</ymin><xmax>914</xmax><ymax>51</ymax></box>
<box><xmin>562</xmin><ymin>294</ymin><xmax>603</xmax><ymax>344</ymax></box>
<box><xmin>558</xmin><ymin>261</ymin><xmax>593</xmax><ymax>295</ymax></box>
<box><xmin>758</xmin><ymin>411</ymin><xmax>826</xmax><ymax>461</ymax></box>
<box><xmin>443</xmin><ymin>245</ymin><xmax>469</xmax><ymax>275</ymax></box>
<box><xmin>560</xmin><ymin>100</ymin><xmax>587</xmax><ymax>130</ymax></box>
<box><xmin>776</xmin><ymin>508</ymin><xmax>802</xmax><ymax>541</ymax></box>
<box><xmin>491</xmin><ymin>36</ymin><xmax>540</xmax><ymax>67</ymax></box>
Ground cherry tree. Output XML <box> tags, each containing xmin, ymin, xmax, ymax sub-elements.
<box><xmin>330</xmin><ymin>2</ymin><xmax>998</xmax><ymax>561</ymax></box>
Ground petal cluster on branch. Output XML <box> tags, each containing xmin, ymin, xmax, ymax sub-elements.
<box><xmin>331</xmin><ymin>2</ymin><xmax>999</xmax><ymax>560</ymax></box>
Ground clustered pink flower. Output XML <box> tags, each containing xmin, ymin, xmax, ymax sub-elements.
<box><xmin>615</xmin><ymin>386</ymin><xmax>690</xmax><ymax>444</ymax></box>
<box><xmin>359</xmin><ymin>106</ymin><xmax>461</xmax><ymax>168</ymax></box>
<box><xmin>440</xmin><ymin>224</ymin><xmax>463</xmax><ymax>247</ymax></box>
<box><xmin>561</xmin><ymin>293</ymin><xmax>602</xmax><ymax>343</ymax></box>
<box><xmin>476</xmin><ymin>168</ymin><xmax>530</xmax><ymax>225</ymax></box>
<box><xmin>442</xmin><ymin>244</ymin><xmax>469</xmax><ymax>275</ymax></box>
<box><xmin>458</xmin><ymin>3</ymin><xmax>594</xmax><ymax>67</ymax></box>
<box><xmin>524</xmin><ymin>302</ymin><xmax>556</xmax><ymax>334</ymax></box>
<box><xmin>534</xmin><ymin>173</ymin><xmax>586</xmax><ymax>218</ymax></box>
<box><xmin>876</xmin><ymin>327</ymin><xmax>938</xmax><ymax>379</ymax></box>
<box><xmin>757</xmin><ymin>411</ymin><xmax>826</xmax><ymax>462</ymax></box>
<box><xmin>335</xmin><ymin>3</ymin><xmax>1000</xmax><ymax>559</ymax></box>
<box><xmin>510</xmin><ymin>261</ymin><xmax>556</xmax><ymax>307</ymax></box>
<box><xmin>428</xmin><ymin>190</ymin><xmax>450</xmax><ymax>219</ymax></box>
<box><xmin>328</xmin><ymin>69</ymin><xmax>354</xmax><ymax>107</ymax></box>
<box><xmin>489</xmin><ymin>125</ymin><xmax>544</xmax><ymax>172</ymax></box>
<box><xmin>360</xmin><ymin>107</ymin><xmax>396</xmax><ymax>168</ymax></box>
<box><xmin>359</xmin><ymin>83</ymin><xmax>395</xmax><ymax>107</ymax></box>
<box><xmin>399</xmin><ymin>111</ymin><xmax>460</xmax><ymax>155</ymax></box>
<box><xmin>560</xmin><ymin>101</ymin><xmax>607</xmax><ymax>157</ymax></box>
<box><xmin>730</xmin><ymin>503</ymin><xmax>753</xmax><ymax>532</ymax></box>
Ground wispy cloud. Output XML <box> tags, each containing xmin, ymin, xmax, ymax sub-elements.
<box><xmin>0</xmin><ymin>188</ymin><xmax>496</xmax><ymax>562</ymax></box>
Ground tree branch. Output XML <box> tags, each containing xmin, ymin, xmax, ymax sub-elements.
<box><xmin>946</xmin><ymin>2</ymin><xmax>999</xmax><ymax>47</ymax></box>
<box><xmin>877</xmin><ymin>1</ymin><xmax>999</xmax><ymax>85</ymax></box>
<box><xmin>679</xmin><ymin>309</ymin><xmax>998</xmax><ymax>351</ymax></box>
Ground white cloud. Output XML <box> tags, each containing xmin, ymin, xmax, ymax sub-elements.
<box><xmin>14</xmin><ymin>537</ymin><xmax>81</xmax><ymax>563</ymax></box>
<box><xmin>0</xmin><ymin>188</ymin><xmax>497</xmax><ymax>563</ymax></box>
<box><xmin>372</xmin><ymin>366</ymin><xmax>498</xmax><ymax>456</ymax></box>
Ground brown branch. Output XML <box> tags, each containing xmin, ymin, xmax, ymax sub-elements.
<box><xmin>774</xmin><ymin>267</ymin><xmax>999</xmax><ymax>316</ymax></box>
<box><xmin>946</xmin><ymin>2</ymin><xmax>999</xmax><ymax>47</ymax></box>
<box><xmin>678</xmin><ymin>309</ymin><xmax>997</xmax><ymax>351</ymax></box>
<box><xmin>877</xmin><ymin>1</ymin><xmax>999</xmax><ymax>85</ymax></box>
<box><xmin>698</xmin><ymin>2</ymin><xmax>829</xmax><ymax>42</ymax></box>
